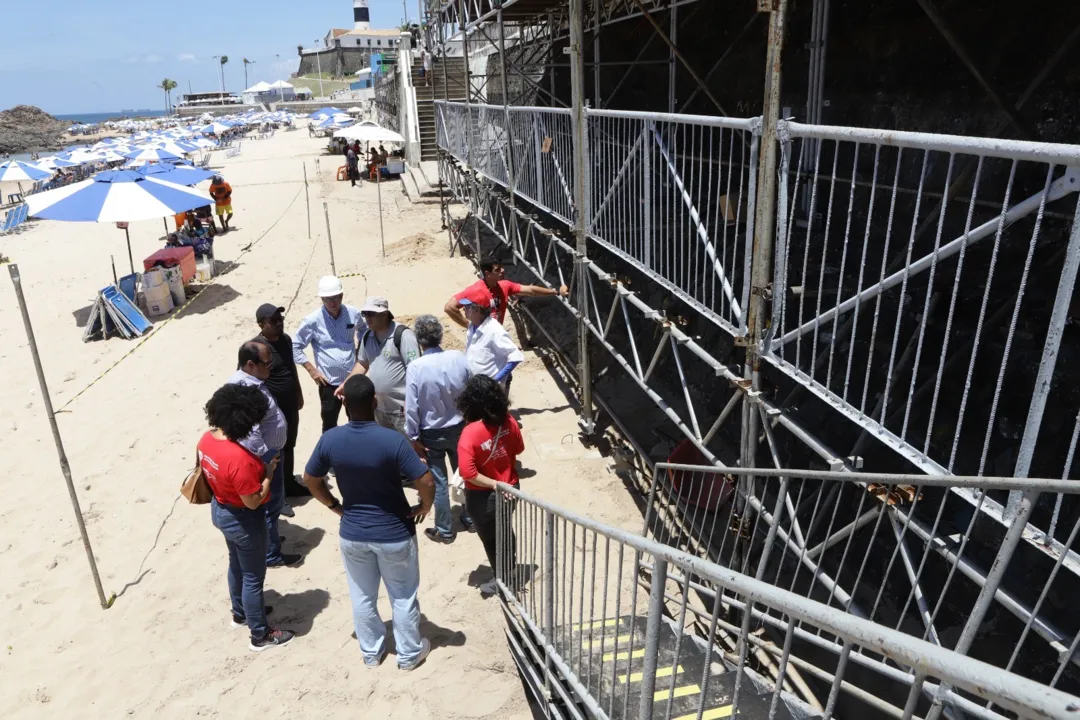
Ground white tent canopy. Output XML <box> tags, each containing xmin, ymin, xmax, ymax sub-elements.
<box><xmin>334</xmin><ymin>124</ymin><xmax>405</xmax><ymax>143</ymax></box>
<box><xmin>243</xmin><ymin>81</ymin><xmax>273</xmax><ymax>94</ymax></box>
<box><xmin>267</xmin><ymin>80</ymin><xmax>293</xmax><ymax>90</ymax></box>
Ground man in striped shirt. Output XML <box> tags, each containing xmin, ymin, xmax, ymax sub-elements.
<box><xmin>292</xmin><ymin>276</ymin><xmax>367</xmax><ymax>433</ymax></box>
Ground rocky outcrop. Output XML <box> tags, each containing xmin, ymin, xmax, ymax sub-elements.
<box><xmin>0</xmin><ymin>105</ymin><xmax>69</xmax><ymax>156</ymax></box>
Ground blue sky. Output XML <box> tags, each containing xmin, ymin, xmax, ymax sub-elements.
<box><xmin>0</xmin><ymin>0</ymin><xmax>417</xmax><ymax>115</ymax></box>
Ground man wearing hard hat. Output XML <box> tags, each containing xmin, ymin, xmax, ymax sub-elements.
<box><xmin>292</xmin><ymin>276</ymin><xmax>367</xmax><ymax>433</ymax></box>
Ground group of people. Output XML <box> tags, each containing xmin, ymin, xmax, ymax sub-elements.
<box><xmin>196</xmin><ymin>257</ymin><xmax>568</xmax><ymax>666</ymax></box>
<box><xmin>344</xmin><ymin>141</ymin><xmax>391</xmax><ymax>187</ymax></box>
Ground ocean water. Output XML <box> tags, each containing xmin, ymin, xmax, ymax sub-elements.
<box><xmin>55</xmin><ymin>110</ymin><xmax>168</xmax><ymax>125</ymax></box>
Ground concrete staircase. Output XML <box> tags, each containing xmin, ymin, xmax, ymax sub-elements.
<box><xmin>524</xmin><ymin>614</ymin><xmax>802</xmax><ymax>719</ymax></box>
<box><xmin>410</xmin><ymin>57</ymin><xmax>469</xmax><ymax>162</ymax></box>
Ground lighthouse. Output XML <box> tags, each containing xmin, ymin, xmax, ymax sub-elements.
<box><xmin>353</xmin><ymin>0</ymin><xmax>370</xmax><ymax>30</ymax></box>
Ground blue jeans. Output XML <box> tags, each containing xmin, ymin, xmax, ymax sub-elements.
<box><xmin>340</xmin><ymin>536</ymin><xmax>423</xmax><ymax>667</ymax></box>
<box><xmin>420</xmin><ymin>424</ymin><xmax>470</xmax><ymax>537</ymax></box>
<box><xmin>262</xmin><ymin>450</ymin><xmax>284</xmax><ymax>563</ymax></box>
<box><xmin>211</xmin><ymin>499</ymin><xmax>269</xmax><ymax>639</ymax></box>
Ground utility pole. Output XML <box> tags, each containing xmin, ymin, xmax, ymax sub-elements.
<box><xmin>276</xmin><ymin>55</ymin><xmax>285</xmax><ymax>101</ymax></box>
<box><xmin>212</xmin><ymin>55</ymin><xmax>226</xmax><ymax>101</ymax></box>
<box><xmin>314</xmin><ymin>40</ymin><xmax>325</xmax><ymax>98</ymax></box>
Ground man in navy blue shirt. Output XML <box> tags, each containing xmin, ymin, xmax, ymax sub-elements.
<box><xmin>303</xmin><ymin>375</ymin><xmax>435</xmax><ymax>670</ymax></box>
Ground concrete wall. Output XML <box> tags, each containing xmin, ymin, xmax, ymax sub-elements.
<box><xmin>297</xmin><ymin>47</ymin><xmax>373</xmax><ymax>79</ymax></box>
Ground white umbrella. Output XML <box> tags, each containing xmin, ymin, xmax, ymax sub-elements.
<box><xmin>347</xmin><ymin>107</ymin><xmax>363</xmax><ymax>115</ymax></box>
<box><xmin>334</xmin><ymin>124</ymin><xmax>406</xmax><ymax>144</ymax></box>
<box><xmin>0</xmin><ymin>160</ymin><xmax>53</xmax><ymax>182</ymax></box>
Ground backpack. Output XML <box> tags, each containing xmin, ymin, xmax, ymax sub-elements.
<box><xmin>360</xmin><ymin>323</ymin><xmax>408</xmax><ymax>359</ymax></box>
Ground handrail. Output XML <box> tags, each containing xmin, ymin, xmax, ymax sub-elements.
<box><xmin>495</xmin><ymin>481</ymin><xmax>1080</xmax><ymax>720</ymax></box>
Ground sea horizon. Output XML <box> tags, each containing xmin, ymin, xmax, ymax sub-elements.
<box><xmin>54</xmin><ymin>109</ymin><xmax>169</xmax><ymax>125</ymax></box>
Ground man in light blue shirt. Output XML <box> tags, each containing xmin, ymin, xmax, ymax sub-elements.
<box><xmin>292</xmin><ymin>276</ymin><xmax>366</xmax><ymax>433</ymax></box>
<box><xmin>227</xmin><ymin>342</ymin><xmax>300</xmax><ymax>568</ymax></box>
<box><xmin>404</xmin><ymin>315</ymin><xmax>473</xmax><ymax>542</ymax></box>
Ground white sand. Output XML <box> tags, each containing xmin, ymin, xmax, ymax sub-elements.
<box><xmin>0</xmin><ymin>130</ymin><xmax>645</xmax><ymax>717</ymax></box>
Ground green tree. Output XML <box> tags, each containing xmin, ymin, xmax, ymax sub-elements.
<box><xmin>158</xmin><ymin>79</ymin><xmax>176</xmax><ymax>114</ymax></box>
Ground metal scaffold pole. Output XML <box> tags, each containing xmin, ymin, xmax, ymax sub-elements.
<box><xmin>570</xmin><ymin>0</ymin><xmax>594</xmax><ymax>433</ymax></box>
<box><xmin>739</xmin><ymin>0</ymin><xmax>790</xmax><ymax>562</ymax></box>
<box><xmin>458</xmin><ymin>0</ymin><xmax>480</xmax><ymax>257</ymax></box>
<box><xmin>497</xmin><ymin>8</ymin><xmax>519</xmax><ymax>262</ymax></box>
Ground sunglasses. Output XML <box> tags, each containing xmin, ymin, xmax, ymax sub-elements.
<box><xmin>360</xmin><ymin>310</ymin><xmax>382</xmax><ymax>317</ymax></box>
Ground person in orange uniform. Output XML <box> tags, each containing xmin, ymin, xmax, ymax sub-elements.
<box><xmin>210</xmin><ymin>175</ymin><xmax>234</xmax><ymax>233</ymax></box>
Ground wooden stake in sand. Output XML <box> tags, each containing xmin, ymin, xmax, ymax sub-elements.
<box><xmin>322</xmin><ymin>202</ymin><xmax>337</xmax><ymax>276</ymax></box>
<box><xmin>377</xmin><ymin>167</ymin><xmax>385</xmax><ymax>258</ymax></box>
<box><xmin>7</xmin><ymin>264</ymin><xmax>114</xmax><ymax>610</ymax></box>
<box><xmin>303</xmin><ymin>163</ymin><xmax>311</xmax><ymax>240</ymax></box>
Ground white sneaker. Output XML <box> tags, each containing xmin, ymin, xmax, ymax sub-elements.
<box><xmin>399</xmin><ymin>638</ymin><xmax>431</xmax><ymax>671</ymax></box>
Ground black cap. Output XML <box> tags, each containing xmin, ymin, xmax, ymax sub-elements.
<box><xmin>255</xmin><ymin>303</ymin><xmax>285</xmax><ymax>322</ymax></box>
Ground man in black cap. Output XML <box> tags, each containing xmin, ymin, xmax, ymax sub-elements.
<box><xmin>254</xmin><ymin>303</ymin><xmax>310</xmax><ymax>501</ymax></box>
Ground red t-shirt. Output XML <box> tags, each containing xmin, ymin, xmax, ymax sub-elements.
<box><xmin>197</xmin><ymin>431</ymin><xmax>267</xmax><ymax>508</ymax></box>
<box><xmin>457</xmin><ymin>415</ymin><xmax>525</xmax><ymax>491</ymax></box>
<box><xmin>454</xmin><ymin>279</ymin><xmax>522</xmax><ymax>324</ymax></box>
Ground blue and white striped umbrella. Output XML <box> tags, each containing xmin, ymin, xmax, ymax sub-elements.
<box><xmin>0</xmin><ymin>160</ymin><xmax>52</xmax><ymax>182</ymax></box>
<box><xmin>139</xmin><ymin>164</ymin><xmax>215</xmax><ymax>186</ymax></box>
<box><xmin>25</xmin><ymin>170</ymin><xmax>211</xmax><ymax>222</ymax></box>
<box><xmin>34</xmin><ymin>156</ymin><xmax>80</xmax><ymax>171</ymax></box>
<box><xmin>124</xmin><ymin>147</ymin><xmax>182</xmax><ymax>163</ymax></box>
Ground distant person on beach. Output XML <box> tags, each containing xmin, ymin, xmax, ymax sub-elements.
<box><xmin>253</xmin><ymin>304</ymin><xmax>309</xmax><ymax>501</ymax></box>
<box><xmin>292</xmin><ymin>276</ymin><xmax>366</xmax><ymax>433</ymax></box>
<box><xmin>302</xmin><ymin>374</ymin><xmax>435</xmax><ymax>670</ymax></box>
<box><xmin>209</xmin><ymin>175</ymin><xmax>233</xmax><ymax>232</ymax></box>
<box><xmin>456</xmin><ymin>374</ymin><xmax>523</xmax><ymax>598</ymax></box>
<box><xmin>367</xmin><ymin>146</ymin><xmax>379</xmax><ymax>177</ymax></box>
<box><xmin>444</xmin><ymin>256</ymin><xmax>568</xmax><ymax>329</ymax></box>
<box><xmin>405</xmin><ymin>314</ymin><xmax>473</xmax><ymax>542</ymax></box>
<box><xmin>346</xmin><ymin>145</ymin><xmax>359</xmax><ymax>188</ymax></box>
<box><xmin>227</xmin><ymin>341</ymin><xmax>301</xmax><ymax>569</ymax></box>
<box><xmin>198</xmin><ymin>383</ymin><xmax>295</xmax><ymax>652</ymax></box>
<box><xmin>336</xmin><ymin>296</ymin><xmax>419</xmax><ymax>435</ymax></box>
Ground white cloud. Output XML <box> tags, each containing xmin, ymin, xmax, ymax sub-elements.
<box><xmin>145</xmin><ymin>54</ymin><xmax>163</xmax><ymax>64</ymax></box>
<box><xmin>124</xmin><ymin>54</ymin><xmax>164</xmax><ymax>65</ymax></box>
<box><xmin>177</xmin><ymin>53</ymin><xmax>197</xmax><ymax>62</ymax></box>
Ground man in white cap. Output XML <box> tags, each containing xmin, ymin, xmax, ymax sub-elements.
<box><xmin>336</xmin><ymin>296</ymin><xmax>420</xmax><ymax>435</ymax></box>
<box><xmin>293</xmin><ymin>276</ymin><xmax>366</xmax><ymax>433</ymax></box>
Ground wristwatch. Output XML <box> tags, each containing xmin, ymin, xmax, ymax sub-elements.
<box><xmin>327</xmin><ymin>499</ymin><xmax>341</xmax><ymax>511</ymax></box>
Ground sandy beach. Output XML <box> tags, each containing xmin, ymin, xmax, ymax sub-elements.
<box><xmin>0</xmin><ymin>128</ymin><xmax>646</xmax><ymax>718</ymax></box>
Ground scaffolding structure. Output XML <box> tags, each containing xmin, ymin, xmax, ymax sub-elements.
<box><xmin>424</xmin><ymin>0</ymin><xmax>1080</xmax><ymax>715</ymax></box>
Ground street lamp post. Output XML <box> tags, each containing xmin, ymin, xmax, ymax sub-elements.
<box><xmin>276</xmin><ymin>54</ymin><xmax>285</xmax><ymax>102</ymax></box>
<box><xmin>314</xmin><ymin>40</ymin><xmax>325</xmax><ymax>98</ymax></box>
<box><xmin>212</xmin><ymin>55</ymin><xmax>226</xmax><ymax>102</ymax></box>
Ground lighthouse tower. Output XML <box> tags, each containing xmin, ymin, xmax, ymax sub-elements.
<box><xmin>353</xmin><ymin>0</ymin><xmax>371</xmax><ymax>30</ymax></box>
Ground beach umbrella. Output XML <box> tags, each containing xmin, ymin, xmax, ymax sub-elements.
<box><xmin>27</xmin><ymin>170</ymin><xmax>211</xmax><ymax>222</ymax></box>
<box><xmin>334</xmin><ymin>124</ymin><xmax>406</xmax><ymax>144</ymax></box>
<box><xmin>26</xmin><ymin>170</ymin><xmax>214</xmax><ymax>273</ymax></box>
<box><xmin>311</xmin><ymin>107</ymin><xmax>344</xmax><ymax>119</ymax></box>
<box><xmin>124</xmin><ymin>147</ymin><xmax>182</xmax><ymax>163</ymax></box>
<box><xmin>0</xmin><ymin>160</ymin><xmax>52</xmax><ymax>183</ymax></box>
<box><xmin>142</xmin><ymin>141</ymin><xmax>194</xmax><ymax>158</ymax></box>
<box><xmin>199</xmin><ymin>122</ymin><xmax>233</xmax><ymax>135</ymax></box>
<box><xmin>36</xmin><ymin>156</ymin><xmax>80</xmax><ymax>171</ymax></box>
<box><xmin>347</xmin><ymin>107</ymin><xmax>363</xmax><ymax>115</ymax></box>
<box><xmin>190</xmin><ymin>137</ymin><xmax>218</xmax><ymax>149</ymax></box>
<box><xmin>143</xmin><ymin>165</ymin><xmax>215</xmax><ymax>187</ymax></box>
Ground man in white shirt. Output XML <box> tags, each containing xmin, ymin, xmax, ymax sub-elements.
<box><xmin>404</xmin><ymin>315</ymin><xmax>472</xmax><ymax>542</ymax></box>
<box><xmin>461</xmin><ymin>299</ymin><xmax>524</xmax><ymax>386</ymax></box>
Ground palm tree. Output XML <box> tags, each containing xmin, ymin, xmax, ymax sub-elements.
<box><xmin>158</xmin><ymin>79</ymin><xmax>173</xmax><ymax>114</ymax></box>
<box><xmin>165</xmin><ymin>79</ymin><xmax>178</xmax><ymax>114</ymax></box>
<box><xmin>243</xmin><ymin>58</ymin><xmax>255</xmax><ymax>89</ymax></box>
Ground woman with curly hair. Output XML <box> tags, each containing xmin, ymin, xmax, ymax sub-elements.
<box><xmin>455</xmin><ymin>375</ymin><xmax>524</xmax><ymax>597</ymax></box>
<box><xmin>198</xmin><ymin>383</ymin><xmax>295</xmax><ymax>652</ymax></box>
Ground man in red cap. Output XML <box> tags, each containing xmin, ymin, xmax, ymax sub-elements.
<box><xmin>444</xmin><ymin>255</ymin><xmax>568</xmax><ymax>329</ymax></box>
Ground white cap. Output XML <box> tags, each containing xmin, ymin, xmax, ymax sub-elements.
<box><xmin>318</xmin><ymin>276</ymin><xmax>344</xmax><ymax>297</ymax></box>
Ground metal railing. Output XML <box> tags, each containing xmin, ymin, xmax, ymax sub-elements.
<box><xmin>494</xmin><ymin>481</ymin><xmax>1080</xmax><ymax>720</ymax></box>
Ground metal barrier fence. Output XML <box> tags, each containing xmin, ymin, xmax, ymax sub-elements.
<box><xmin>493</xmin><ymin>481</ymin><xmax>1080</xmax><ymax>720</ymax></box>
<box><xmin>644</xmin><ymin>463</ymin><xmax>1080</xmax><ymax>716</ymax></box>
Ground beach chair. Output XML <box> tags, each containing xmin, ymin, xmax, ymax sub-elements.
<box><xmin>225</xmin><ymin>141</ymin><xmax>242</xmax><ymax>159</ymax></box>
<box><xmin>12</xmin><ymin>205</ymin><xmax>29</xmax><ymax>232</ymax></box>
<box><xmin>0</xmin><ymin>209</ymin><xmax>15</xmax><ymax>236</ymax></box>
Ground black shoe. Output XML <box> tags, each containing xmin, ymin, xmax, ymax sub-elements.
<box><xmin>284</xmin><ymin>478</ymin><xmax>312</xmax><ymax>497</ymax></box>
<box><xmin>267</xmin><ymin>553</ymin><xmax>303</xmax><ymax>568</ymax></box>
<box><xmin>279</xmin><ymin>502</ymin><xmax>296</xmax><ymax>518</ymax></box>
<box><xmin>231</xmin><ymin>605</ymin><xmax>274</xmax><ymax>628</ymax></box>
<box><xmin>249</xmin><ymin>627</ymin><xmax>295</xmax><ymax>652</ymax></box>
<box><xmin>424</xmin><ymin>527</ymin><xmax>455</xmax><ymax>544</ymax></box>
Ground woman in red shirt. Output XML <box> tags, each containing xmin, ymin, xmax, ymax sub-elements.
<box><xmin>198</xmin><ymin>384</ymin><xmax>294</xmax><ymax>652</ymax></box>
<box><xmin>456</xmin><ymin>375</ymin><xmax>524</xmax><ymax>597</ymax></box>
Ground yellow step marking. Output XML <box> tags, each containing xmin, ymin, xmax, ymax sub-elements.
<box><xmin>673</xmin><ymin>706</ymin><xmax>734</xmax><ymax>720</ymax></box>
<box><xmin>571</xmin><ymin>619</ymin><xmax>620</xmax><ymax>631</ymax></box>
<box><xmin>619</xmin><ymin>665</ymin><xmax>684</xmax><ymax>684</ymax></box>
<box><xmin>654</xmin><ymin>684</ymin><xmax>701</xmax><ymax>702</ymax></box>
<box><xmin>582</xmin><ymin>634</ymin><xmax>631</xmax><ymax>648</ymax></box>
<box><xmin>602</xmin><ymin>648</ymin><xmax>646</xmax><ymax>661</ymax></box>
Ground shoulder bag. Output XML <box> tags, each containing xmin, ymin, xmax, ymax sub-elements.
<box><xmin>180</xmin><ymin>451</ymin><xmax>213</xmax><ymax>505</ymax></box>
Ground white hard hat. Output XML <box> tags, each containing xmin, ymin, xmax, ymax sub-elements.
<box><xmin>318</xmin><ymin>276</ymin><xmax>344</xmax><ymax>297</ymax></box>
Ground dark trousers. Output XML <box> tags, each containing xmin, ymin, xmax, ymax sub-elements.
<box><xmin>281</xmin><ymin>405</ymin><xmax>299</xmax><ymax>482</ymax></box>
<box><xmin>465</xmin><ymin>487</ymin><xmax>517</xmax><ymax>577</ymax></box>
<box><xmin>320</xmin><ymin>383</ymin><xmax>343</xmax><ymax>432</ymax></box>
<box><xmin>211</xmin><ymin>499</ymin><xmax>269</xmax><ymax>640</ymax></box>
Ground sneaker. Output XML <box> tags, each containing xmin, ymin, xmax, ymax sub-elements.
<box><xmin>231</xmin><ymin>605</ymin><xmax>274</xmax><ymax>628</ymax></box>
<box><xmin>424</xmin><ymin>528</ymin><xmax>455</xmax><ymax>544</ymax></box>
<box><xmin>280</xmin><ymin>502</ymin><xmax>296</xmax><ymax>518</ymax></box>
<box><xmin>460</xmin><ymin>514</ymin><xmax>474</xmax><ymax>532</ymax></box>
<box><xmin>399</xmin><ymin>638</ymin><xmax>432</xmax><ymax>671</ymax></box>
<box><xmin>267</xmin><ymin>553</ymin><xmax>303</xmax><ymax>568</ymax></box>
<box><xmin>249</xmin><ymin>627</ymin><xmax>295</xmax><ymax>652</ymax></box>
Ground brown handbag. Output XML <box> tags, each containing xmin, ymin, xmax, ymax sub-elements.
<box><xmin>180</xmin><ymin>453</ymin><xmax>213</xmax><ymax>505</ymax></box>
